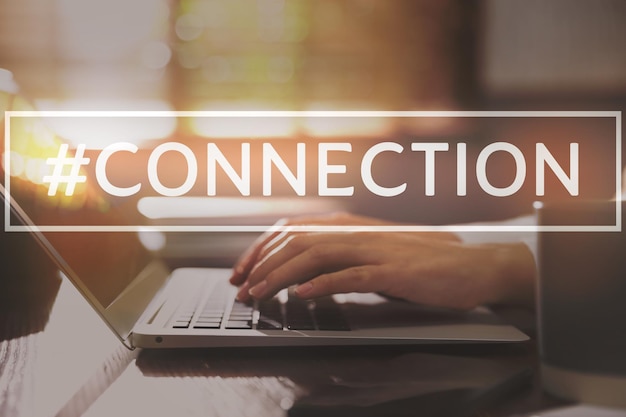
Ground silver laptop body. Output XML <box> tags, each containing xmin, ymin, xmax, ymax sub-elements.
<box><xmin>1</xmin><ymin>181</ymin><xmax>528</xmax><ymax>349</ymax></box>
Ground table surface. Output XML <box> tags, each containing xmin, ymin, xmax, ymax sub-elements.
<box><xmin>0</xmin><ymin>272</ymin><xmax>569</xmax><ymax>417</ymax></box>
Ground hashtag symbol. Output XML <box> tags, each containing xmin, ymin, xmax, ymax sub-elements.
<box><xmin>43</xmin><ymin>144</ymin><xmax>91</xmax><ymax>196</ymax></box>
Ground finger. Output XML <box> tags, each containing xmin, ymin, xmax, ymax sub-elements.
<box><xmin>248</xmin><ymin>232</ymin><xmax>370</xmax><ymax>289</ymax></box>
<box><xmin>231</xmin><ymin>213</ymin><xmax>385</xmax><ymax>285</ymax></box>
<box><xmin>238</xmin><ymin>232</ymin><xmax>304</xmax><ymax>300</ymax></box>
<box><xmin>236</xmin><ymin>233</ymin><xmax>301</xmax><ymax>301</ymax></box>
<box><xmin>239</xmin><ymin>231</ymin><xmax>403</xmax><ymax>301</ymax></box>
<box><xmin>293</xmin><ymin>264</ymin><xmax>392</xmax><ymax>299</ymax></box>
<box><xmin>254</xmin><ymin>227</ymin><xmax>298</xmax><ymax>264</ymax></box>
<box><xmin>233</xmin><ymin>213</ymin><xmax>374</xmax><ymax>274</ymax></box>
<box><xmin>230</xmin><ymin>219</ymin><xmax>289</xmax><ymax>284</ymax></box>
<box><xmin>230</xmin><ymin>243</ymin><xmax>262</xmax><ymax>285</ymax></box>
<box><xmin>249</xmin><ymin>231</ymin><xmax>396</xmax><ymax>290</ymax></box>
<box><xmin>230</xmin><ymin>216</ymin><xmax>333</xmax><ymax>285</ymax></box>
<box><xmin>252</xmin><ymin>221</ymin><xmax>352</xmax><ymax>270</ymax></box>
<box><xmin>242</xmin><ymin>233</ymin><xmax>316</xmax><ymax>299</ymax></box>
<box><xmin>247</xmin><ymin>240</ymin><xmax>375</xmax><ymax>300</ymax></box>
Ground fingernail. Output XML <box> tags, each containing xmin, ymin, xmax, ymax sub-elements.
<box><xmin>236</xmin><ymin>281</ymin><xmax>250</xmax><ymax>301</ymax></box>
<box><xmin>248</xmin><ymin>280</ymin><xmax>267</xmax><ymax>298</ymax></box>
<box><xmin>294</xmin><ymin>282</ymin><xmax>313</xmax><ymax>297</ymax></box>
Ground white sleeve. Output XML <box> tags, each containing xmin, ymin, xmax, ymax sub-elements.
<box><xmin>454</xmin><ymin>214</ymin><xmax>538</xmax><ymax>262</ymax></box>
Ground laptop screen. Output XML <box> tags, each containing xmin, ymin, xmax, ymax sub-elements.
<box><xmin>1</xmin><ymin>91</ymin><xmax>157</xmax><ymax>311</ymax></box>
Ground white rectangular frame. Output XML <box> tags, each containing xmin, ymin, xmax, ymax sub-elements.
<box><xmin>4</xmin><ymin>110</ymin><xmax>622</xmax><ymax>233</ymax></box>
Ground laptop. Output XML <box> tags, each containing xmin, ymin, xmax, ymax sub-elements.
<box><xmin>1</xmin><ymin>114</ymin><xmax>527</xmax><ymax>350</ymax></box>
<box><xmin>1</xmin><ymin>180</ymin><xmax>529</xmax><ymax>349</ymax></box>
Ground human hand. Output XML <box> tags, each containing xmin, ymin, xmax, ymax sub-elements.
<box><xmin>230</xmin><ymin>213</ymin><xmax>535</xmax><ymax>310</ymax></box>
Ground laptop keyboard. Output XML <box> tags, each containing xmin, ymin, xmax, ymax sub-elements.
<box><xmin>254</xmin><ymin>297</ymin><xmax>351</xmax><ymax>331</ymax></box>
<box><xmin>171</xmin><ymin>281</ymin><xmax>350</xmax><ymax>331</ymax></box>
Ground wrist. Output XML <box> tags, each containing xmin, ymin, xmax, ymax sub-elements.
<box><xmin>484</xmin><ymin>243</ymin><xmax>536</xmax><ymax>307</ymax></box>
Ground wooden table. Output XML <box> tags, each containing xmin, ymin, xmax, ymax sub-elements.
<box><xmin>1</xmin><ymin>272</ymin><xmax>567</xmax><ymax>417</ymax></box>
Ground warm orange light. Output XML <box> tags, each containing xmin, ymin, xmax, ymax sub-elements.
<box><xmin>35</xmin><ymin>99</ymin><xmax>177</xmax><ymax>149</ymax></box>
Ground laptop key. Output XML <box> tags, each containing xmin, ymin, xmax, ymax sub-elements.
<box><xmin>311</xmin><ymin>297</ymin><xmax>351</xmax><ymax>331</ymax></box>
<box><xmin>258</xmin><ymin>300</ymin><xmax>283</xmax><ymax>326</ymax></box>
<box><xmin>199</xmin><ymin>314</ymin><xmax>223</xmax><ymax>320</ymax></box>
<box><xmin>193</xmin><ymin>323</ymin><xmax>221</xmax><ymax>329</ymax></box>
<box><xmin>284</xmin><ymin>298</ymin><xmax>315</xmax><ymax>330</ymax></box>
<box><xmin>225</xmin><ymin>320</ymin><xmax>252</xmax><ymax>329</ymax></box>
<box><xmin>287</xmin><ymin>321</ymin><xmax>315</xmax><ymax>330</ymax></box>
<box><xmin>257</xmin><ymin>318</ymin><xmax>283</xmax><ymax>330</ymax></box>
<box><xmin>196</xmin><ymin>318</ymin><xmax>222</xmax><ymax>324</ymax></box>
<box><xmin>228</xmin><ymin>313</ymin><xmax>253</xmax><ymax>319</ymax></box>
